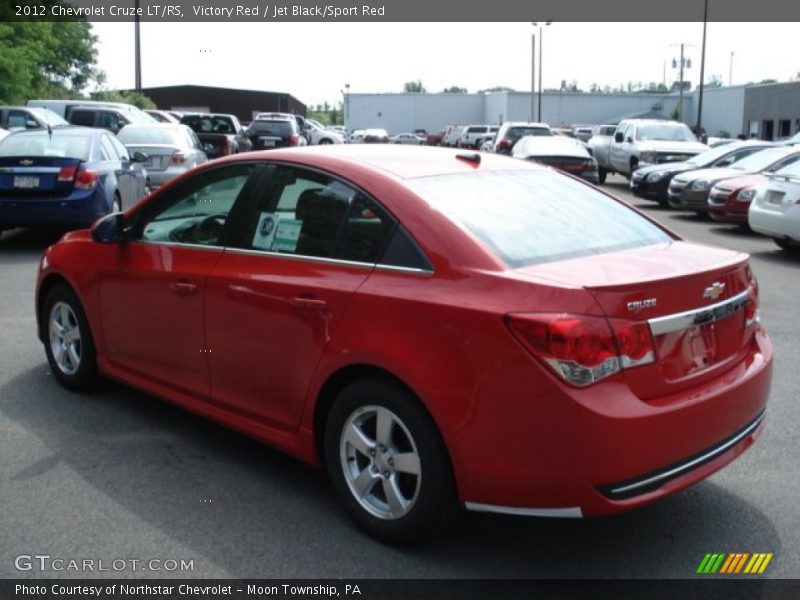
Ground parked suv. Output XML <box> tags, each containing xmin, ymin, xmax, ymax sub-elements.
<box><xmin>245</xmin><ymin>116</ymin><xmax>307</xmax><ymax>149</ymax></box>
<box><xmin>180</xmin><ymin>113</ymin><xmax>252</xmax><ymax>158</ymax></box>
<box><xmin>0</xmin><ymin>106</ymin><xmax>68</xmax><ymax>131</ymax></box>
<box><xmin>65</xmin><ymin>104</ymin><xmax>154</xmax><ymax>134</ymax></box>
<box><xmin>491</xmin><ymin>122</ymin><xmax>552</xmax><ymax>155</ymax></box>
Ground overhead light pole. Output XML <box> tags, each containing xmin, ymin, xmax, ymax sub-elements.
<box><xmin>530</xmin><ymin>24</ymin><xmax>536</xmax><ymax>122</ymax></box>
<box><xmin>729</xmin><ymin>51</ymin><xmax>735</xmax><ymax>86</ymax></box>
<box><xmin>533</xmin><ymin>21</ymin><xmax>552</xmax><ymax>122</ymax></box>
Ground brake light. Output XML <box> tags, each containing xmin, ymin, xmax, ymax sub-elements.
<box><xmin>170</xmin><ymin>152</ymin><xmax>188</xmax><ymax>165</ymax></box>
<box><xmin>74</xmin><ymin>169</ymin><xmax>98</xmax><ymax>190</ymax></box>
<box><xmin>505</xmin><ymin>313</ymin><xmax>655</xmax><ymax>387</ymax></box>
<box><xmin>498</xmin><ymin>140</ymin><xmax>513</xmax><ymax>150</ymax></box>
<box><xmin>289</xmin><ymin>134</ymin><xmax>300</xmax><ymax>146</ymax></box>
<box><xmin>57</xmin><ymin>165</ymin><xmax>77</xmax><ymax>182</ymax></box>
<box><xmin>745</xmin><ymin>279</ymin><xmax>759</xmax><ymax>327</ymax></box>
<box><xmin>220</xmin><ymin>137</ymin><xmax>230</xmax><ymax>155</ymax></box>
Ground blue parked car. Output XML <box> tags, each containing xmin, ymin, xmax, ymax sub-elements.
<box><xmin>0</xmin><ymin>127</ymin><xmax>149</xmax><ymax>235</ymax></box>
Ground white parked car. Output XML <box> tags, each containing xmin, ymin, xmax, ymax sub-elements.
<box><xmin>512</xmin><ymin>135</ymin><xmax>599</xmax><ymax>184</ymax></box>
<box><xmin>748</xmin><ymin>159</ymin><xmax>800</xmax><ymax>252</ymax></box>
<box><xmin>442</xmin><ymin>125</ymin><xmax>467</xmax><ymax>147</ymax></box>
<box><xmin>304</xmin><ymin>118</ymin><xmax>344</xmax><ymax>145</ymax></box>
<box><xmin>390</xmin><ymin>132</ymin><xmax>425</xmax><ymax>145</ymax></box>
<box><xmin>458</xmin><ymin>125</ymin><xmax>498</xmax><ymax>149</ymax></box>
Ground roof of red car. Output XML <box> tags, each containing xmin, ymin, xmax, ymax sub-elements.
<box><xmin>242</xmin><ymin>144</ymin><xmax>534</xmax><ymax>180</ymax></box>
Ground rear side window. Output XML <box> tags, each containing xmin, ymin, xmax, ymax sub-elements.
<box><xmin>406</xmin><ymin>169</ymin><xmax>672</xmax><ymax>268</ymax></box>
<box><xmin>69</xmin><ymin>110</ymin><xmax>95</xmax><ymax>127</ymax></box>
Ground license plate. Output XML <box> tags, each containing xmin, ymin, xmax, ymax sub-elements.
<box><xmin>767</xmin><ymin>190</ymin><xmax>785</xmax><ymax>205</ymax></box>
<box><xmin>13</xmin><ymin>175</ymin><xmax>39</xmax><ymax>189</ymax></box>
<box><xmin>259</xmin><ymin>138</ymin><xmax>276</xmax><ymax>147</ymax></box>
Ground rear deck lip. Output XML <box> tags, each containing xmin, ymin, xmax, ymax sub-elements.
<box><xmin>648</xmin><ymin>288</ymin><xmax>750</xmax><ymax>336</ymax></box>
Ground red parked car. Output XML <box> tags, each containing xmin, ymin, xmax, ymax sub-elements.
<box><xmin>36</xmin><ymin>145</ymin><xmax>772</xmax><ymax>543</ymax></box>
<box><xmin>708</xmin><ymin>174</ymin><xmax>768</xmax><ymax>226</ymax></box>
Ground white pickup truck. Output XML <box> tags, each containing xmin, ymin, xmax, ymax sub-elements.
<box><xmin>590</xmin><ymin>119</ymin><xmax>708</xmax><ymax>184</ymax></box>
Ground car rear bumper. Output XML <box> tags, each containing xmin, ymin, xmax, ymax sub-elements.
<box><xmin>0</xmin><ymin>191</ymin><xmax>103</xmax><ymax>228</ymax></box>
<box><xmin>456</xmin><ymin>327</ymin><xmax>772</xmax><ymax>517</ymax></box>
<box><xmin>749</xmin><ymin>203</ymin><xmax>800</xmax><ymax>241</ymax></box>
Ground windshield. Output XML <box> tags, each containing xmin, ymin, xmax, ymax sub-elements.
<box><xmin>730</xmin><ymin>147</ymin><xmax>796</xmax><ymax>172</ymax></box>
<box><xmin>406</xmin><ymin>169</ymin><xmax>671</xmax><ymax>267</ymax></box>
<box><xmin>687</xmin><ymin>143</ymin><xmax>751</xmax><ymax>167</ymax></box>
<box><xmin>28</xmin><ymin>108</ymin><xmax>68</xmax><ymax>127</ymax></box>
<box><xmin>635</xmin><ymin>123</ymin><xmax>696</xmax><ymax>142</ymax></box>
<box><xmin>0</xmin><ymin>132</ymin><xmax>91</xmax><ymax>160</ymax></box>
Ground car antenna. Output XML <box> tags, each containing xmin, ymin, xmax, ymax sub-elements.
<box><xmin>456</xmin><ymin>152</ymin><xmax>481</xmax><ymax>165</ymax></box>
<box><xmin>44</xmin><ymin>107</ymin><xmax>52</xmax><ymax>140</ymax></box>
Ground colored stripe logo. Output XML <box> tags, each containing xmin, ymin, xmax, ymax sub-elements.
<box><xmin>697</xmin><ymin>553</ymin><xmax>773</xmax><ymax>574</ymax></box>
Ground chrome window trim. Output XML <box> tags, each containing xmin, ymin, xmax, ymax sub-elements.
<box><xmin>134</xmin><ymin>240</ymin><xmax>224</xmax><ymax>253</ymax></box>
<box><xmin>604</xmin><ymin>411</ymin><xmax>765</xmax><ymax>498</ymax></box>
<box><xmin>648</xmin><ymin>289</ymin><xmax>750</xmax><ymax>336</ymax></box>
<box><xmin>223</xmin><ymin>246</ymin><xmax>375</xmax><ymax>270</ymax></box>
<box><xmin>374</xmin><ymin>264</ymin><xmax>434</xmax><ymax>276</ymax></box>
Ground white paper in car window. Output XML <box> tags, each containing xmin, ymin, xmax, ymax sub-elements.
<box><xmin>253</xmin><ymin>212</ymin><xmax>279</xmax><ymax>250</ymax></box>
<box><xmin>271</xmin><ymin>219</ymin><xmax>302</xmax><ymax>252</ymax></box>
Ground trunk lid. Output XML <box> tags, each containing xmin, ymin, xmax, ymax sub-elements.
<box><xmin>516</xmin><ymin>241</ymin><xmax>757</xmax><ymax>398</ymax></box>
<box><xmin>0</xmin><ymin>156</ymin><xmax>83</xmax><ymax>195</ymax></box>
<box><xmin>125</xmin><ymin>144</ymin><xmax>179</xmax><ymax>172</ymax></box>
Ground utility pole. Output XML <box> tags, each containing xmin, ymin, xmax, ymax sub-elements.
<box><xmin>134</xmin><ymin>0</ymin><xmax>141</xmax><ymax>91</ymax></box>
<box><xmin>696</xmin><ymin>0</ymin><xmax>708</xmax><ymax>137</ymax></box>
<box><xmin>533</xmin><ymin>21</ymin><xmax>551</xmax><ymax>122</ymax></box>
<box><xmin>530</xmin><ymin>30</ymin><xmax>536</xmax><ymax>122</ymax></box>
<box><xmin>678</xmin><ymin>43</ymin><xmax>685</xmax><ymax>122</ymax></box>
<box><xmin>729</xmin><ymin>51</ymin><xmax>735</xmax><ymax>86</ymax></box>
<box><xmin>671</xmin><ymin>43</ymin><xmax>692</xmax><ymax>123</ymax></box>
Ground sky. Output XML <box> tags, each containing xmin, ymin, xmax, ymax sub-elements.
<box><xmin>89</xmin><ymin>22</ymin><xmax>800</xmax><ymax>107</ymax></box>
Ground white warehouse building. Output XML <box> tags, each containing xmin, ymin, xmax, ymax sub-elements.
<box><xmin>344</xmin><ymin>83</ymin><xmax>800</xmax><ymax>140</ymax></box>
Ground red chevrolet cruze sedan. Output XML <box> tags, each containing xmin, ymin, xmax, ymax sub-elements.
<box><xmin>36</xmin><ymin>145</ymin><xmax>772</xmax><ymax>543</ymax></box>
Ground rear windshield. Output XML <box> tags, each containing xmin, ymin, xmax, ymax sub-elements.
<box><xmin>247</xmin><ymin>120</ymin><xmax>293</xmax><ymax>136</ymax></box>
<box><xmin>27</xmin><ymin>108</ymin><xmax>68</xmax><ymax>127</ymax></box>
<box><xmin>0</xmin><ymin>133</ymin><xmax>91</xmax><ymax>160</ymax></box>
<box><xmin>506</xmin><ymin>127</ymin><xmax>551</xmax><ymax>142</ymax></box>
<box><xmin>118</xmin><ymin>127</ymin><xmax>183</xmax><ymax>145</ymax></box>
<box><xmin>181</xmin><ymin>115</ymin><xmax>236</xmax><ymax>133</ymax></box>
<box><xmin>406</xmin><ymin>169</ymin><xmax>672</xmax><ymax>267</ymax></box>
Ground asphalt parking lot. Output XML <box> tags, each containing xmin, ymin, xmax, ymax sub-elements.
<box><xmin>0</xmin><ymin>173</ymin><xmax>797</xmax><ymax>579</ymax></box>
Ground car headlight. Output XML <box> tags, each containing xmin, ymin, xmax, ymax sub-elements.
<box><xmin>736</xmin><ymin>188</ymin><xmax>757</xmax><ymax>201</ymax></box>
<box><xmin>647</xmin><ymin>171</ymin><xmax>667</xmax><ymax>182</ymax></box>
<box><xmin>639</xmin><ymin>152</ymin><xmax>658</xmax><ymax>163</ymax></box>
<box><xmin>691</xmin><ymin>179</ymin><xmax>710</xmax><ymax>191</ymax></box>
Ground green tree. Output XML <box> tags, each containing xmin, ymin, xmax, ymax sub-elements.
<box><xmin>442</xmin><ymin>86</ymin><xmax>467</xmax><ymax>93</ymax></box>
<box><xmin>480</xmin><ymin>86</ymin><xmax>515</xmax><ymax>93</ymax></box>
<box><xmin>403</xmin><ymin>80</ymin><xmax>426</xmax><ymax>93</ymax></box>
<box><xmin>706</xmin><ymin>74</ymin><xmax>723</xmax><ymax>88</ymax></box>
<box><xmin>91</xmin><ymin>90</ymin><xmax>156</xmax><ymax>109</ymax></box>
<box><xmin>0</xmin><ymin>19</ymin><xmax>102</xmax><ymax>104</ymax></box>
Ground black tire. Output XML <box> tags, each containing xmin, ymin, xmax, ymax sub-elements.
<box><xmin>42</xmin><ymin>284</ymin><xmax>99</xmax><ymax>392</ymax></box>
<box><xmin>657</xmin><ymin>196</ymin><xmax>670</xmax><ymax>208</ymax></box>
<box><xmin>319</xmin><ymin>139</ymin><xmax>333</xmax><ymax>145</ymax></box>
<box><xmin>323</xmin><ymin>378</ymin><xmax>458</xmax><ymax>544</ymax></box>
<box><xmin>775</xmin><ymin>238</ymin><xmax>800</xmax><ymax>252</ymax></box>
<box><xmin>597</xmin><ymin>168</ymin><xmax>607</xmax><ymax>185</ymax></box>
<box><xmin>111</xmin><ymin>192</ymin><xmax>121</xmax><ymax>214</ymax></box>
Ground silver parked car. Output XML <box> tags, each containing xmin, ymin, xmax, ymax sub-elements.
<box><xmin>117</xmin><ymin>124</ymin><xmax>208</xmax><ymax>190</ymax></box>
<box><xmin>389</xmin><ymin>132</ymin><xmax>426</xmax><ymax>145</ymax></box>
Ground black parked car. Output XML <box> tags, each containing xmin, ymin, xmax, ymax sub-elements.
<box><xmin>245</xmin><ymin>116</ymin><xmax>307</xmax><ymax>150</ymax></box>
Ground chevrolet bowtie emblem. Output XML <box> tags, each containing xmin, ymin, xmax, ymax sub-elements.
<box><xmin>20</xmin><ymin>159</ymin><xmax>33</xmax><ymax>166</ymax></box>
<box><xmin>703</xmin><ymin>282</ymin><xmax>725</xmax><ymax>300</ymax></box>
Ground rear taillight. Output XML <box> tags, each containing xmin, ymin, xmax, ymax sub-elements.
<box><xmin>74</xmin><ymin>169</ymin><xmax>98</xmax><ymax>190</ymax></box>
<box><xmin>57</xmin><ymin>165</ymin><xmax>77</xmax><ymax>182</ymax></box>
<box><xmin>220</xmin><ymin>137</ymin><xmax>230</xmax><ymax>155</ymax></box>
<box><xmin>289</xmin><ymin>134</ymin><xmax>300</xmax><ymax>146</ymax></box>
<box><xmin>745</xmin><ymin>279</ymin><xmax>759</xmax><ymax>327</ymax></box>
<box><xmin>498</xmin><ymin>140</ymin><xmax>513</xmax><ymax>150</ymax></box>
<box><xmin>170</xmin><ymin>152</ymin><xmax>188</xmax><ymax>165</ymax></box>
<box><xmin>582</xmin><ymin>160</ymin><xmax>597</xmax><ymax>172</ymax></box>
<box><xmin>505</xmin><ymin>313</ymin><xmax>655</xmax><ymax>387</ymax></box>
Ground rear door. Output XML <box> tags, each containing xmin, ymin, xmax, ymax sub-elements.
<box><xmin>204</xmin><ymin>163</ymin><xmax>395</xmax><ymax>430</ymax></box>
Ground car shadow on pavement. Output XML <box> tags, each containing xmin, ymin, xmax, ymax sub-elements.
<box><xmin>0</xmin><ymin>228</ymin><xmax>65</xmax><ymax>254</ymax></box>
<box><xmin>1</xmin><ymin>364</ymin><xmax>782</xmax><ymax>579</ymax></box>
<box><xmin>749</xmin><ymin>249</ymin><xmax>800</xmax><ymax>268</ymax></box>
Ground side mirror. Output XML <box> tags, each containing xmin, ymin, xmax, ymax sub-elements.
<box><xmin>614</xmin><ymin>132</ymin><xmax>624</xmax><ymax>143</ymax></box>
<box><xmin>91</xmin><ymin>212</ymin><xmax>127</xmax><ymax>244</ymax></box>
<box><xmin>132</xmin><ymin>151</ymin><xmax>148</xmax><ymax>163</ymax></box>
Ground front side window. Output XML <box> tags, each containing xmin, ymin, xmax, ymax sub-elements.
<box><xmin>137</xmin><ymin>164</ymin><xmax>256</xmax><ymax>246</ymax></box>
<box><xmin>69</xmin><ymin>110</ymin><xmax>95</xmax><ymax>127</ymax></box>
<box><xmin>231</xmin><ymin>165</ymin><xmax>393</xmax><ymax>263</ymax></box>
<box><xmin>406</xmin><ymin>169</ymin><xmax>673</xmax><ymax>268</ymax></box>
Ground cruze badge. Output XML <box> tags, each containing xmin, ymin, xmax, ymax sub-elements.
<box><xmin>627</xmin><ymin>298</ymin><xmax>657</xmax><ymax>311</ymax></box>
<box><xmin>703</xmin><ymin>282</ymin><xmax>725</xmax><ymax>300</ymax></box>
<box><xmin>20</xmin><ymin>159</ymin><xmax>33</xmax><ymax>166</ymax></box>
